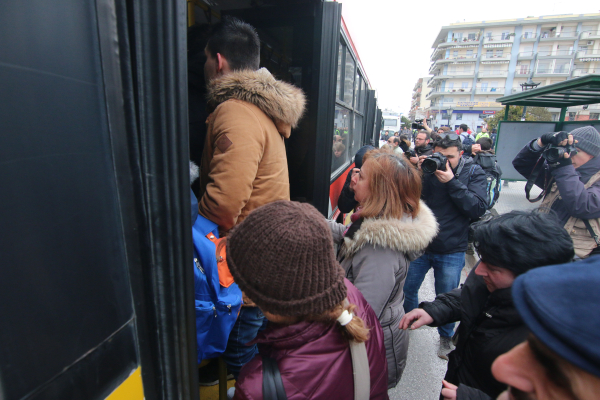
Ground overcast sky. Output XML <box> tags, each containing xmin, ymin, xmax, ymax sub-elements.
<box><xmin>339</xmin><ymin>0</ymin><xmax>600</xmax><ymax>115</ymax></box>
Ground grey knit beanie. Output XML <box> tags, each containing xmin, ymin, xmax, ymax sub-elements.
<box><xmin>226</xmin><ymin>200</ymin><xmax>347</xmax><ymax>317</ymax></box>
<box><xmin>571</xmin><ymin>126</ymin><xmax>600</xmax><ymax>157</ymax></box>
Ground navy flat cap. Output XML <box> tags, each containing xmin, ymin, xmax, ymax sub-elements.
<box><xmin>512</xmin><ymin>256</ymin><xmax>600</xmax><ymax>378</ymax></box>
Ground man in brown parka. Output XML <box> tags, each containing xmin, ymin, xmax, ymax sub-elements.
<box><xmin>199</xmin><ymin>17</ymin><xmax>306</xmax><ymax>237</ymax></box>
<box><xmin>197</xmin><ymin>16</ymin><xmax>306</xmax><ymax>382</ymax></box>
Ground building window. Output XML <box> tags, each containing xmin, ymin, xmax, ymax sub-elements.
<box><xmin>590</xmin><ymin>113</ymin><xmax>599</xmax><ymax>120</ymax></box>
<box><xmin>462</xmin><ymin>82</ymin><xmax>469</xmax><ymax>89</ymax></box>
<box><xmin>495</xmin><ymin>49</ymin><xmax>503</xmax><ymax>57</ymax></box>
<box><xmin>466</xmin><ymin>49</ymin><xmax>473</xmax><ymax>57</ymax></box>
<box><xmin>568</xmin><ymin>112</ymin><xmax>576</xmax><ymax>121</ymax></box>
<box><xmin>455</xmin><ymin>113</ymin><xmax>463</xmax><ymax>120</ymax></box>
<box><xmin>486</xmin><ymin>49</ymin><xmax>493</xmax><ymax>58</ymax></box>
<box><xmin>453</xmin><ymin>50</ymin><xmax>458</xmax><ymax>58</ymax></box>
<box><xmin>501</xmin><ymin>31</ymin><xmax>511</xmax><ymax>40</ymax></box>
<box><xmin>468</xmin><ymin>33</ymin><xmax>476</xmax><ymax>40</ymax></box>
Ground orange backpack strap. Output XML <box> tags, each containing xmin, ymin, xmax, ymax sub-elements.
<box><xmin>205</xmin><ymin>233</ymin><xmax>235</xmax><ymax>288</ymax></box>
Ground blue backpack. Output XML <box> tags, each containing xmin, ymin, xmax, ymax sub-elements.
<box><xmin>192</xmin><ymin>212</ymin><xmax>242</xmax><ymax>362</ymax></box>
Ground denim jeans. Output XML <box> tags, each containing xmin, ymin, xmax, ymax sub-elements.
<box><xmin>403</xmin><ymin>251</ymin><xmax>465</xmax><ymax>338</ymax></box>
<box><xmin>222</xmin><ymin>306</ymin><xmax>268</xmax><ymax>378</ymax></box>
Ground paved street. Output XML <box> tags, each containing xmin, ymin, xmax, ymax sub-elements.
<box><xmin>388</xmin><ymin>180</ymin><xmax>541</xmax><ymax>399</ymax></box>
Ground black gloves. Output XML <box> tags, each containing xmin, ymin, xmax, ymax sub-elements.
<box><xmin>540</xmin><ymin>131</ymin><xmax>569</xmax><ymax>146</ymax></box>
<box><xmin>551</xmin><ymin>155</ymin><xmax>573</xmax><ymax>169</ymax></box>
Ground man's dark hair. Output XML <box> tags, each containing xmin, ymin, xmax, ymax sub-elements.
<box><xmin>476</xmin><ymin>137</ymin><xmax>493</xmax><ymax>150</ymax></box>
<box><xmin>206</xmin><ymin>16</ymin><xmax>260</xmax><ymax>71</ymax></box>
<box><xmin>434</xmin><ymin>135</ymin><xmax>462</xmax><ymax>151</ymax></box>
<box><xmin>473</xmin><ymin>210</ymin><xmax>574</xmax><ymax>275</ymax></box>
<box><xmin>459</xmin><ymin>124</ymin><xmax>468</xmax><ymax>132</ymax></box>
<box><xmin>417</xmin><ymin>130</ymin><xmax>431</xmax><ymax>141</ymax></box>
<box><xmin>392</xmin><ymin>137</ymin><xmax>400</xmax><ymax>145</ymax></box>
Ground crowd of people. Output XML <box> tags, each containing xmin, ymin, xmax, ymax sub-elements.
<box><xmin>189</xmin><ymin>15</ymin><xmax>600</xmax><ymax>400</ymax></box>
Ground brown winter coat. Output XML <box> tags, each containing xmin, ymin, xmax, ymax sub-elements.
<box><xmin>198</xmin><ymin>69</ymin><xmax>306</xmax><ymax>235</ymax></box>
<box><xmin>329</xmin><ymin>201</ymin><xmax>439</xmax><ymax>388</ymax></box>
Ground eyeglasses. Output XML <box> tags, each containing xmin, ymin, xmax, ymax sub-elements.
<box><xmin>439</xmin><ymin>133</ymin><xmax>460</xmax><ymax>141</ymax></box>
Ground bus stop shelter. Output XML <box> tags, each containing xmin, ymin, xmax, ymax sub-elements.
<box><xmin>495</xmin><ymin>75</ymin><xmax>600</xmax><ymax>181</ymax></box>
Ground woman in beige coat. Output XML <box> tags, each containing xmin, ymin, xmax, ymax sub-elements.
<box><xmin>329</xmin><ymin>149</ymin><xmax>438</xmax><ymax>388</ymax></box>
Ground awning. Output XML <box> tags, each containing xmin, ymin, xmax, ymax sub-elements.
<box><xmin>484</xmin><ymin>44</ymin><xmax>512</xmax><ymax>48</ymax></box>
<box><xmin>481</xmin><ymin>60</ymin><xmax>510</xmax><ymax>64</ymax></box>
<box><xmin>496</xmin><ymin>74</ymin><xmax>600</xmax><ymax>107</ymax></box>
<box><xmin>581</xmin><ymin>58</ymin><xmax>600</xmax><ymax>62</ymax></box>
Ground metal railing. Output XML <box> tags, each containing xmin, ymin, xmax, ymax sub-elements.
<box><xmin>483</xmin><ymin>34</ymin><xmax>515</xmax><ymax>42</ymax></box>
<box><xmin>478</xmin><ymin>70</ymin><xmax>508</xmax><ymax>77</ymax></box>
<box><xmin>538</xmin><ymin>49</ymin><xmax>574</xmax><ymax>56</ymax></box>
<box><xmin>521</xmin><ymin>33</ymin><xmax>537</xmax><ymax>39</ymax></box>
<box><xmin>536</xmin><ymin>67</ymin><xmax>570</xmax><ymax>74</ymax></box>
<box><xmin>515</xmin><ymin>68</ymin><xmax>532</xmax><ymax>75</ymax></box>
<box><xmin>577</xmin><ymin>51</ymin><xmax>600</xmax><ymax>57</ymax></box>
<box><xmin>540</xmin><ymin>31</ymin><xmax>579</xmax><ymax>39</ymax></box>
<box><xmin>481</xmin><ymin>54</ymin><xmax>510</xmax><ymax>59</ymax></box>
<box><xmin>572</xmin><ymin>69</ymin><xmax>598</xmax><ymax>77</ymax></box>
<box><xmin>475</xmin><ymin>87</ymin><xmax>504</xmax><ymax>93</ymax></box>
<box><xmin>518</xmin><ymin>51</ymin><xmax>535</xmax><ymax>57</ymax></box>
<box><xmin>446</xmin><ymin>37</ymin><xmax>481</xmax><ymax>44</ymax></box>
<box><xmin>445</xmin><ymin>54</ymin><xmax>478</xmax><ymax>60</ymax></box>
<box><xmin>444</xmin><ymin>71</ymin><xmax>476</xmax><ymax>76</ymax></box>
<box><xmin>582</xmin><ymin>30</ymin><xmax>600</xmax><ymax>37</ymax></box>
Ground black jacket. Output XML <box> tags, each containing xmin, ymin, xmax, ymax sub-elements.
<box><xmin>421</xmin><ymin>157</ymin><xmax>488</xmax><ymax>253</ymax></box>
<box><xmin>337</xmin><ymin>145</ymin><xmax>375</xmax><ymax>214</ymax></box>
<box><xmin>421</xmin><ymin>268</ymin><xmax>527</xmax><ymax>400</ymax></box>
<box><xmin>415</xmin><ymin>144</ymin><xmax>434</xmax><ymax>157</ymax></box>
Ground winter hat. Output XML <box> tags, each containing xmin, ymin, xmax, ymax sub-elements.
<box><xmin>226</xmin><ymin>200</ymin><xmax>347</xmax><ymax>316</ymax></box>
<box><xmin>355</xmin><ymin>145</ymin><xmax>375</xmax><ymax>170</ymax></box>
<box><xmin>571</xmin><ymin>126</ymin><xmax>600</xmax><ymax>157</ymax></box>
<box><xmin>512</xmin><ymin>256</ymin><xmax>600</xmax><ymax>378</ymax></box>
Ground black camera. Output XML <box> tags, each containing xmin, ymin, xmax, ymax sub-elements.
<box><xmin>404</xmin><ymin>149</ymin><xmax>417</xmax><ymax>159</ymax></box>
<box><xmin>421</xmin><ymin>152</ymin><xmax>448</xmax><ymax>174</ymax></box>
<box><xmin>543</xmin><ymin>143</ymin><xmax>575</xmax><ymax>164</ymax></box>
<box><xmin>411</xmin><ymin>119</ymin><xmax>430</xmax><ymax>130</ymax></box>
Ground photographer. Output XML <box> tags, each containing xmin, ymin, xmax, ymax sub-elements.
<box><xmin>408</xmin><ymin>130</ymin><xmax>434</xmax><ymax>166</ymax></box>
<box><xmin>404</xmin><ymin>133</ymin><xmax>488</xmax><ymax>360</ymax></box>
<box><xmin>512</xmin><ymin>126</ymin><xmax>600</xmax><ymax>258</ymax></box>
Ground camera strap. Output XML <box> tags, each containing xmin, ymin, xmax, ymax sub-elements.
<box><xmin>583</xmin><ymin>219</ymin><xmax>600</xmax><ymax>247</ymax></box>
<box><xmin>525</xmin><ymin>156</ymin><xmax>550</xmax><ymax>203</ymax></box>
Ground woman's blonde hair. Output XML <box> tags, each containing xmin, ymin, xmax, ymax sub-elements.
<box><xmin>359</xmin><ymin>149</ymin><xmax>422</xmax><ymax>219</ymax></box>
<box><xmin>306</xmin><ymin>301</ymin><xmax>370</xmax><ymax>343</ymax></box>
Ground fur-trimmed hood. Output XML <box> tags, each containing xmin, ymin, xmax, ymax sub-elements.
<box><xmin>340</xmin><ymin>201</ymin><xmax>439</xmax><ymax>260</ymax></box>
<box><xmin>206</xmin><ymin>68</ymin><xmax>306</xmax><ymax>138</ymax></box>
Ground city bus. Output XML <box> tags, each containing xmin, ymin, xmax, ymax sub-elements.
<box><xmin>0</xmin><ymin>1</ymin><xmax>379</xmax><ymax>399</ymax></box>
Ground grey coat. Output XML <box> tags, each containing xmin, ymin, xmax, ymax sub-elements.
<box><xmin>329</xmin><ymin>201</ymin><xmax>439</xmax><ymax>388</ymax></box>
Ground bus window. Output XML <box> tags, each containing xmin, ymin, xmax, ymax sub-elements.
<box><xmin>332</xmin><ymin>106</ymin><xmax>351</xmax><ymax>174</ymax></box>
<box><xmin>344</xmin><ymin>47</ymin><xmax>355</xmax><ymax>105</ymax></box>
<box><xmin>336</xmin><ymin>42</ymin><xmax>344</xmax><ymax>101</ymax></box>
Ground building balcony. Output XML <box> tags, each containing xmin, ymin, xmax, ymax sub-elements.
<box><xmin>430</xmin><ymin>71</ymin><xmax>476</xmax><ymax>80</ymax></box>
<box><xmin>475</xmin><ymin>87</ymin><xmax>504</xmax><ymax>94</ymax></box>
<box><xmin>581</xmin><ymin>30</ymin><xmax>600</xmax><ymax>39</ymax></box>
<box><xmin>481</xmin><ymin>54</ymin><xmax>511</xmax><ymax>61</ymax></box>
<box><xmin>535</xmin><ymin>67</ymin><xmax>571</xmax><ymax>76</ymax></box>
<box><xmin>576</xmin><ymin>51</ymin><xmax>600</xmax><ymax>60</ymax></box>
<box><xmin>438</xmin><ymin>37</ymin><xmax>481</xmax><ymax>47</ymax></box>
<box><xmin>478</xmin><ymin>70</ymin><xmax>508</xmax><ymax>77</ymax></box>
<box><xmin>540</xmin><ymin>31</ymin><xmax>579</xmax><ymax>40</ymax></box>
<box><xmin>538</xmin><ymin>49</ymin><xmax>575</xmax><ymax>58</ymax></box>
<box><xmin>518</xmin><ymin>51</ymin><xmax>535</xmax><ymax>60</ymax></box>
<box><xmin>572</xmin><ymin>69</ymin><xmax>599</xmax><ymax>77</ymax></box>
<box><xmin>514</xmin><ymin>68</ymin><xmax>532</xmax><ymax>76</ymax></box>
<box><xmin>483</xmin><ymin>34</ymin><xmax>515</xmax><ymax>44</ymax></box>
<box><xmin>521</xmin><ymin>33</ymin><xmax>537</xmax><ymax>41</ymax></box>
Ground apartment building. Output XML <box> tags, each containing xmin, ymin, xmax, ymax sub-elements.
<box><xmin>409</xmin><ymin>77</ymin><xmax>432</xmax><ymax>120</ymax></box>
<box><xmin>427</xmin><ymin>13</ymin><xmax>600</xmax><ymax>131</ymax></box>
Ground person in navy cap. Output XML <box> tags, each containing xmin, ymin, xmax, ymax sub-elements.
<box><xmin>492</xmin><ymin>256</ymin><xmax>600</xmax><ymax>400</ymax></box>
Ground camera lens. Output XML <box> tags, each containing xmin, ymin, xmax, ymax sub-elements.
<box><xmin>544</xmin><ymin>147</ymin><xmax>565</xmax><ymax>163</ymax></box>
<box><xmin>421</xmin><ymin>158</ymin><xmax>440</xmax><ymax>174</ymax></box>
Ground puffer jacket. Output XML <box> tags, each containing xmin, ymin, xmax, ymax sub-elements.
<box><xmin>329</xmin><ymin>201</ymin><xmax>439</xmax><ymax>388</ymax></box>
<box><xmin>420</xmin><ymin>267</ymin><xmax>527</xmax><ymax>400</ymax></box>
<box><xmin>198</xmin><ymin>69</ymin><xmax>306</xmax><ymax>235</ymax></box>
<box><xmin>232</xmin><ymin>279</ymin><xmax>389</xmax><ymax>400</ymax></box>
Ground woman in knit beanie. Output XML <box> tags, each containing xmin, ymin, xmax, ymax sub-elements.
<box><xmin>226</xmin><ymin>200</ymin><xmax>389</xmax><ymax>400</ymax></box>
<box><xmin>329</xmin><ymin>149</ymin><xmax>439</xmax><ymax>389</ymax></box>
